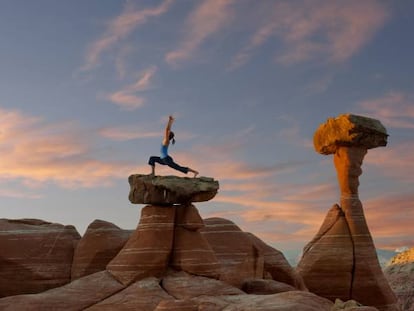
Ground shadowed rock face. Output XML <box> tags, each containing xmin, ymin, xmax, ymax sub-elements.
<box><xmin>71</xmin><ymin>220</ymin><xmax>132</xmax><ymax>281</ymax></box>
<box><xmin>0</xmin><ymin>219</ymin><xmax>81</xmax><ymax>297</ymax></box>
<box><xmin>298</xmin><ymin>114</ymin><xmax>398</xmax><ymax>311</ymax></box>
<box><xmin>128</xmin><ymin>174</ymin><xmax>219</xmax><ymax>204</ymax></box>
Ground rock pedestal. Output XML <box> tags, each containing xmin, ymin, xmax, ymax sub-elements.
<box><xmin>297</xmin><ymin>114</ymin><xmax>398</xmax><ymax>311</ymax></box>
<box><xmin>107</xmin><ymin>175</ymin><xmax>221</xmax><ymax>285</ymax></box>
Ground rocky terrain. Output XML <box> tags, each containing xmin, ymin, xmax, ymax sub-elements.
<box><xmin>0</xmin><ymin>114</ymin><xmax>407</xmax><ymax>311</ymax></box>
<box><xmin>384</xmin><ymin>248</ymin><xmax>414</xmax><ymax>311</ymax></box>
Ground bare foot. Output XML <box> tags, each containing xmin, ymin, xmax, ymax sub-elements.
<box><xmin>193</xmin><ymin>171</ymin><xmax>199</xmax><ymax>178</ymax></box>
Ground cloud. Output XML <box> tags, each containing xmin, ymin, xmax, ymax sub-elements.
<box><xmin>165</xmin><ymin>0</ymin><xmax>235</xmax><ymax>66</ymax></box>
<box><xmin>357</xmin><ymin>91</ymin><xmax>414</xmax><ymax>129</ymax></box>
<box><xmin>230</xmin><ymin>0</ymin><xmax>388</xmax><ymax>69</ymax></box>
<box><xmin>103</xmin><ymin>66</ymin><xmax>157</xmax><ymax>110</ymax></box>
<box><xmin>0</xmin><ymin>107</ymin><xmax>138</xmax><ymax>191</ymax></box>
<box><xmin>363</xmin><ymin>193</ymin><xmax>414</xmax><ymax>249</ymax></box>
<box><xmin>99</xmin><ymin>126</ymin><xmax>160</xmax><ymax>141</ymax></box>
<box><xmin>81</xmin><ymin>0</ymin><xmax>173</xmax><ymax>71</ymax></box>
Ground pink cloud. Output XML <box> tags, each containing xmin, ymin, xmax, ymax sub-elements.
<box><xmin>82</xmin><ymin>0</ymin><xmax>173</xmax><ymax>71</ymax></box>
<box><xmin>0</xmin><ymin>108</ymin><xmax>139</xmax><ymax>191</ymax></box>
<box><xmin>357</xmin><ymin>91</ymin><xmax>414</xmax><ymax>129</ymax></box>
<box><xmin>99</xmin><ymin>126</ymin><xmax>160</xmax><ymax>141</ymax></box>
<box><xmin>165</xmin><ymin>0</ymin><xmax>235</xmax><ymax>66</ymax></box>
<box><xmin>230</xmin><ymin>0</ymin><xmax>388</xmax><ymax>69</ymax></box>
<box><xmin>104</xmin><ymin>66</ymin><xmax>157</xmax><ymax>110</ymax></box>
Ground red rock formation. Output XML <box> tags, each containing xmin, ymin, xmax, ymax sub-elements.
<box><xmin>201</xmin><ymin>217</ymin><xmax>306</xmax><ymax>290</ymax></box>
<box><xmin>248</xmin><ymin>232</ymin><xmax>307</xmax><ymax>290</ymax></box>
<box><xmin>298</xmin><ymin>114</ymin><xmax>398</xmax><ymax>311</ymax></box>
<box><xmin>107</xmin><ymin>206</ymin><xmax>176</xmax><ymax>285</ymax></box>
<box><xmin>0</xmin><ymin>219</ymin><xmax>80</xmax><ymax>297</ymax></box>
<box><xmin>170</xmin><ymin>204</ymin><xmax>220</xmax><ymax>278</ymax></box>
<box><xmin>0</xmin><ymin>271</ymin><xmax>124</xmax><ymax>311</ymax></box>
<box><xmin>201</xmin><ymin>217</ymin><xmax>264</xmax><ymax>287</ymax></box>
<box><xmin>71</xmin><ymin>219</ymin><xmax>132</xmax><ymax>280</ymax></box>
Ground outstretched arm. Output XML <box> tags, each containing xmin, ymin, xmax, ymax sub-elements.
<box><xmin>162</xmin><ymin>115</ymin><xmax>174</xmax><ymax>145</ymax></box>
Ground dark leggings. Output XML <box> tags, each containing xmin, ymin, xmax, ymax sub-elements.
<box><xmin>148</xmin><ymin>155</ymin><xmax>189</xmax><ymax>174</ymax></box>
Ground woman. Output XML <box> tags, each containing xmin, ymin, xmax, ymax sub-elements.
<box><xmin>148</xmin><ymin>115</ymin><xmax>199</xmax><ymax>177</ymax></box>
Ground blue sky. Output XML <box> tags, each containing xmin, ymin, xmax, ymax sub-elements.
<box><xmin>0</xmin><ymin>0</ymin><xmax>413</xmax><ymax>253</ymax></box>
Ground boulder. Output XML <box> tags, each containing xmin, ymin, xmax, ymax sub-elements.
<box><xmin>128</xmin><ymin>174</ymin><xmax>219</xmax><ymax>204</ymax></box>
<box><xmin>0</xmin><ymin>218</ymin><xmax>80</xmax><ymax>297</ymax></box>
<box><xmin>313</xmin><ymin>114</ymin><xmax>388</xmax><ymax>155</ymax></box>
<box><xmin>0</xmin><ymin>271</ymin><xmax>125</xmax><ymax>311</ymax></box>
<box><xmin>107</xmin><ymin>206</ymin><xmax>176</xmax><ymax>285</ymax></box>
<box><xmin>71</xmin><ymin>219</ymin><xmax>132</xmax><ymax>280</ymax></box>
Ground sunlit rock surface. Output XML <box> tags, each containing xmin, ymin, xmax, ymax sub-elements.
<box><xmin>384</xmin><ymin>248</ymin><xmax>414</xmax><ymax>311</ymax></box>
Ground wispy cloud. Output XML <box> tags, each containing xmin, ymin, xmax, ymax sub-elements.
<box><xmin>0</xmin><ymin>107</ymin><xmax>138</xmax><ymax>191</ymax></box>
<box><xmin>103</xmin><ymin>66</ymin><xmax>157</xmax><ymax>110</ymax></box>
<box><xmin>357</xmin><ymin>91</ymin><xmax>414</xmax><ymax>129</ymax></box>
<box><xmin>99</xmin><ymin>126</ymin><xmax>160</xmax><ymax>141</ymax></box>
<box><xmin>230</xmin><ymin>0</ymin><xmax>388</xmax><ymax>69</ymax></box>
<box><xmin>81</xmin><ymin>0</ymin><xmax>173</xmax><ymax>72</ymax></box>
<box><xmin>165</xmin><ymin>0</ymin><xmax>235</xmax><ymax>66</ymax></box>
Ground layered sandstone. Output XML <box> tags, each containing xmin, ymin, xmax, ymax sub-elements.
<box><xmin>71</xmin><ymin>220</ymin><xmax>132</xmax><ymax>280</ymax></box>
<box><xmin>0</xmin><ymin>219</ymin><xmax>80</xmax><ymax>297</ymax></box>
<box><xmin>202</xmin><ymin>217</ymin><xmax>306</xmax><ymax>290</ymax></box>
<box><xmin>297</xmin><ymin>114</ymin><xmax>398</xmax><ymax>311</ymax></box>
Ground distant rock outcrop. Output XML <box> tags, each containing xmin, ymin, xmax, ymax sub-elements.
<box><xmin>71</xmin><ymin>220</ymin><xmax>132</xmax><ymax>280</ymax></box>
<box><xmin>297</xmin><ymin>114</ymin><xmax>398</xmax><ymax>311</ymax></box>
<box><xmin>384</xmin><ymin>248</ymin><xmax>414</xmax><ymax>311</ymax></box>
<box><xmin>0</xmin><ymin>218</ymin><xmax>80</xmax><ymax>297</ymax></box>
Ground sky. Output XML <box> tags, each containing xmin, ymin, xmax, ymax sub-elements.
<box><xmin>0</xmin><ymin>0</ymin><xmax>413</xmax><ymax>255</ymax></box>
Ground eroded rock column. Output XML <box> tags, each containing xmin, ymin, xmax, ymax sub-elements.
<box><xmin>297</xmin><ymin>114</ymin><xmax>399</xmax><ymax>311</ymax></box>
<box><xmin>107</xmin><ymin>175</ymin><xmax>220</xmax><ymax>286</ymax></box>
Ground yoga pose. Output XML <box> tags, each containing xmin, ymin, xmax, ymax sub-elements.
<box><xmin>148</xmin><ymin>116</ymin><xmax>199</xmax><ymax>177</ymax></box>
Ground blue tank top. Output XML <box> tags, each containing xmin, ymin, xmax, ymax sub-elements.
<box><xmin>160</xmin><ymin>144</ymin><xmax>169</xmax><ymax>159</ymax></box>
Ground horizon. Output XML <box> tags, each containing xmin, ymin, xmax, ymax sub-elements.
<box><xmin>0</xmin><ymin>0</ymin><xmax>413</xmax><ymax>254</ymax></box>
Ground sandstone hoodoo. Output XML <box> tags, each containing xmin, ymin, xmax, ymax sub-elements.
<box><xmin>297</xmin><ymin>114</ymin><xmax>398</xmax><ymax>311</ymax></box>
<box><xmin>108</xmin><ymin>174</ymin><xmax>221</xmax><ymax>285</ymax></box>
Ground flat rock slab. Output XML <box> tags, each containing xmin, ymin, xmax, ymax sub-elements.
<box><xmin>128</xmin><ymin>174</ymin><xmax>219</xmax><ymax>204</ymax></box>
<box><xmin>314</xmin><ymin>114</ymin><xmax>388</xmax><ymax>155</ymax></box>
